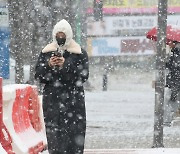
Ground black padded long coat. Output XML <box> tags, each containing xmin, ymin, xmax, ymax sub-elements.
<box><xmin>35</xmin><ymin>19</ymin><xmax>89</xmax><ymax>154</ymax></box>
<box><xmin>35</xmin><ymin>47</ymin><xmax>89</xmax><ymax>154</ymax></box>
<box><xmin>166</xmin><ymin>44</ymin><xmax>180</xmax><ymax>92</ymax></box>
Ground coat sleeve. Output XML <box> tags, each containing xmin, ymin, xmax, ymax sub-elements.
<box><xmin>61</xmin><ymin>49</ymin><xmax>89</xmax><ymax>83</ymax></box>
<box><xmin>166</xmin><ymin>56</ymin><xmax>173</xmax><ymax>70</ymax></box>
<box><xmin>34</xmin><ymin>52</ymin><xmax>54</xmax><ymax>84</ymax></box>
<box><xmin>166</xmin><ymin>48</ymin><xmax>180</xmax><ymax>70</ymax></box>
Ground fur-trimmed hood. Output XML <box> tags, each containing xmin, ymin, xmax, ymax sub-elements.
<box><xmin>42</xmin><ymin>19</ymin><xmax>81</xmax><ymax>54</ymax></box>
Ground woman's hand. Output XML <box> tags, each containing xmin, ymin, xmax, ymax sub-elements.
<box><xmin>48</xmin><ymin>56</ymin><xmax>65</xmax><ymax>67</ymax></box>
<box><xmin>54</xmin><ymin>56</ymin><xmax>65</xmax><ymax>67</ymax></box>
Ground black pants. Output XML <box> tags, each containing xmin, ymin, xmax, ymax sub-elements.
<box><xmin>45</xmin><ymin>124</ymin><xmax>85</xmax><ymax>154</ymax></box>
<box><xmin>43</xmin><ymin>87</ymin><xmax>86</xmax><ymax>154</ymax></box>
<box><xmin>170</xmin><ymin>89</ymin><xmax>179</xmax><ymax>101</ymax></box>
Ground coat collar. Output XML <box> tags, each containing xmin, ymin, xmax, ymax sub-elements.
<box><xmin>42</xmin><ymin>39</ymin><xmax>82</xmax><ymax>54</ymax></box>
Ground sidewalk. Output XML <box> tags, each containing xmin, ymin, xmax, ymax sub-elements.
<box><xmin>42</xmin><ymin>148</ymin><xmax>180</xmax><ymax>154</ymax></box>
<box><xmin>84</xmin><ymin>149</ymin><xmax>180</xmax><ymax>154</ymax></box>
<box><xmin>84</xmin><ymin>89</ymin><xmax>180</xmax><ymax>148</ymax></box>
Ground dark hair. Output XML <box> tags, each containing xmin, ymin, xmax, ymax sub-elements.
<box><xmin>173</xmin><ymin>41</ymin><xmax>178</xmax><ymax>44</ymax></box>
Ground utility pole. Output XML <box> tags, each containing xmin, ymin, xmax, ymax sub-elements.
<box><xmin>8</xmin><ymin>0</ymin><xmax>25</xmax><ymax>83</ymax></box>
<box><xmin>93</xmin><ymin>0</ymin><xmax>103</xmax><ymax>21</ymax></box>
<box><xmin>81</xmin><ymin>0</ymin><xmax>87</xmax><ymax>50</ymax></box>
<box><xmin>152</xmin><ymin>0</ymin><xmax>168</xmax><ymax>148</ymax></box>
<box><xmin>73</xmin><ymin>0</ymin><xmax>87</xmax><ymax>49</ymax></box>
<box><xmin>75</xmin><ymin>0</ymin><xmax>81</xmax><ymax>45</ymax></box>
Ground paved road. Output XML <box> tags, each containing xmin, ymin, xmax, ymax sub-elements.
<box><xmin>84</xmin><ymin>148</ymin><xmax>180</xmax><ymax>154</ymax></box>
<box><xmin>42</xmin><ymin>148</ymin><xmax>180</xmax><ymax>154</ymax></box>
<box><xmin>40</xmin><ymin>68</ymin><xmax>180</xmax><ymax>153</ymax></box>
<box><xmin>84</xmin><ymin>69</ymin><xmax>180</xmax><ymax>149</ymax></box>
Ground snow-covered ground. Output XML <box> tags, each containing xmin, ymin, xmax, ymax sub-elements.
<box><xmin>3</xmin><ymin>63</ymin><xmax>180</xmax><ymax>153</ymax></box>
<box><xmin>84</xmin><ymin>148</ymin><xmax>180</xmax><ymax>154</ymax></box>
<box><xmin>5</xmin><ymin>58</ymin><xmax>30</xmax><ymax>84</ymax></box>
<box><xmin>84</xmin><ymin>66</ymin><xmax>180</xmax><ymax>149</ymax></box>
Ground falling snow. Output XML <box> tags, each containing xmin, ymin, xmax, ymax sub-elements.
<box><xmin>1</xmin><ymin>0</ymin><xmax>180</xmax><ymax>154</ymax></box>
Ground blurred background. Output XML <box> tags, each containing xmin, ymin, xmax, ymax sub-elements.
<box><xmin>1</xmin><ymin>0</ymin><xmax>180</xmax><ymax>149</ymax></box>
<box><xmin>0</xmin><ymin>0</ymin><xmax>179</xmax><ymax>86</ymax></box>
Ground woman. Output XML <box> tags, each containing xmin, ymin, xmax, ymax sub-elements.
<box><xmin>35</xmin><ymin>19</ymin><xmax>89</xmax><ymax>154</ymax></box>
<box><xmin>166</xmin><ymin>41</ymin><xmax>180</xmax><ymax>101</ymax></box>
<box><xmin>164</xmin><ymin>41</ymin><xmax>180</xmax><ymax>126</ymax></box>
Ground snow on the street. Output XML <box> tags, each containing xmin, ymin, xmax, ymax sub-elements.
<box><xmin>42</xmin><ymin>148</ymin><xmax>180</xmax><ymax>154</ymax></box>
<box><xmin>4</xmin><ymin>65</ymin><xmax>180</xmax><ymax>152</ymax></box>
<box><xmin>84</xmin><ymin>148</ymin><xmax>180</xmax><ymax>154</ymax></box>
<box><xmin>84</xmin><ymin>67</ymin><xmax>180</xmax><ymax>149</ymax></box>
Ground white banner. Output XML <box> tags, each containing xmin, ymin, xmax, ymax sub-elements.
<box><xmin>87</xmin><ymin>36</ymin><xmax>156</xmax><ymax>56</ymax></box>
<box><xmin>87</xmin><ymin>15</ymin><xmax>180</xmax><ymax>36</ymax></box>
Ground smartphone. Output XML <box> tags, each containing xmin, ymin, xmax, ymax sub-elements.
<box><xmin>51</xmin><ymin>50</ymin><xmax>62</xmax><ymax>57</ymax></box>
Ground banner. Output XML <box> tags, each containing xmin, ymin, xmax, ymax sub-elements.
<box><xmin>87</xmin><ymin>15</ymin><xmax>180</xmax><ymax>36</ymax></box>
<box><xmin>103</xmin><ymin>0</ymin><xmax>180</xmax><ymax>8</ymax></box>
<box><xmin>87</xmin><ymin>0</ymin><xmax>180</xmax><ymax>14</ymax></box>
<box><xmin>87</xmin><ymin>36</ymin><xmax>156</xmax><ymax>57</ymax></box>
